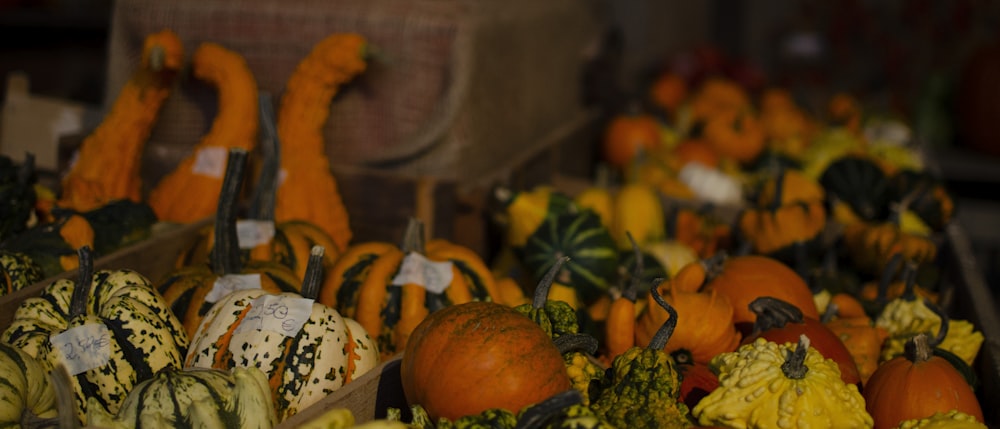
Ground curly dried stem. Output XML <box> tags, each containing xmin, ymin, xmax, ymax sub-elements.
<box><xmin>533</xmin><ymin>256</ymin><xmax>569</xmax><ymax>310</ymax></box>
<box><xmin>554</xmin><ymin>333</ymin><xmax>599</xmax><ymax>356</ymax></box>
<box><xmin>514</xmin><ymin>390</ymin><xmax>584</xmax><ymax>429</ymax></box>
<box><xmin>648</xmin><ymin>284</ymin><xmax>678</xmax><ymax>350</ymax></box>
<box><xmin>749</xmin><ymin>297</ymin><xmax>804</xmax><ymax>335</ymax></box>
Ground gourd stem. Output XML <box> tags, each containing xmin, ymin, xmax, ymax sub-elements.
<box><xmin>780</xmin><ymin>334</ymin><xmax>811</xmax><ymax>379</ymax></box>
<box><xmin>554</xmin><ymin>333</ymin><xmax>599</xmax><ymax>356</ymax></box>
<box><xmin>905</xmin><ymin>333</ymin><xmax>933</xmax><ymax>363</ymax></box>
<box><xmin>900</xmin><ymin>260</ymin><xmax>920</xmax><ymax>301</ymax></box>
<box><xmin>702</xmin><ymin>251</ymin><xmax>728</xmax><ymax>284</ymax></box>
<box><xmin>621</xmin><ymin>231</ymin><xmax>643</xmax><ymax>302</ymax></box>
<box><xmin>211</xmin><ymin>148</ymin><xmax>249</xmax><ymax>276</ymax></box>
<box><xmin>300</xmin><ymin>246</ymin><xmax>325</xmax><ymax>300</ymax></box>
<box><xmin>68</xmin><ymin>246</ymin><xmax>94</xmax><ymax>319</ymax></box>
<box><xmin>769</xmin><ymin>164</ymin><xmax>785</xmax><ymax>212</ymax></box>
<box><xmin>648</xmin><ymin>284</ymin><xmax>678</xmax><ymax>350</ymax></box>
<box><xmin>820</xmin><ymin>302</ymin><xmax>839</xmax><ymax>324</ymax></box>
<box><xmin>401</xmin><ymin>217</ymin><xmax>426</xmax><ymax>254</ymax></box>
<box><xmin>533</xmin><ymin>256</ymin><xmax>569</xmax><ymax>310</ymax></box>
<box><xmin>749</xmin><ymin>297</ymin><xmax>804</xmax><ymax>335</ymax></box>
<box><xmin>513</xmin><ymin>390</ymin><xmax>584</xmax><ymax>429</ymax></box>
<box><xmin>925</xmin><ymin>300</ymin><xmax>950</xmax><ymax>348</ymax></box>
<box><xmin>249</xmin><ymin>92</ymin><xmax>280</xmax><ymax>221</ymax></box>
<box><xmin>875</xmin><ymin>253</ymin><xmax>905</xmax><ymax>307</ymax></box>
<box><xmin>20</xmin><ymin>409</ymin><xmax>57</xmax><ymax>429</ymax></box>
<box><xmin>148</xmin><ymin>45</ymin><xmax>165</xmax><ymax>71</ymax></box>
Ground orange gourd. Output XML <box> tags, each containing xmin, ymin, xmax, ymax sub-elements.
<box><xmin>275</xmin><ymin>33</ymin><xmax>367</xmax><ymax>250</ymax></box>
<box><xmin>400</xmin><ymin>301</ymin><xmax>571</xmax><ymax>421</ymax></box>
<box><xmin>148</xmin><ymin>42</ymin><xmax>259</xmax><ymax>223</ymax></box>
<box><xmin>864</xmin><ymin>333</ymin><xmax>983</xmax><ymax>429</ymax></box>
<box><xmin>635</xmin><ymin>279</ymin><xmax>741</xmax><ymax>365</ymax></box>
<box><xmin>702</xmin><ymin>110</ymin><xmax>766</xmax><ymax>164</ymax></box>
<box><xmin>602</xmin><ymin>108</ymin><xmax>662</xmax><ymax>169</ymax></box>
<box><xmin>59</xmin><ymin>30</ymin><xmax>183</xmax><ymax>212</ymax></box>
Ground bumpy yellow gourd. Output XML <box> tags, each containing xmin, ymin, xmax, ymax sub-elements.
<box><xmin>693</xmin><ymin>336</ymin><xmax>873</xmax><ymax>429</ymax></box>
<box><xmin>895</xmin><ymin>410</ymin><xmax>987</xmax><ymax>429</ymax></box>
<box><xmin>876</xmin><ymin>298</ymin><xmax>984</xmax><ymax>365</ymax></box>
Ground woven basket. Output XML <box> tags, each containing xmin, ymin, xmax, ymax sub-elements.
<box><xmin>105</xmin><ymin>0</ymin><xmax>602</xmax><ymax>189</ymax></box>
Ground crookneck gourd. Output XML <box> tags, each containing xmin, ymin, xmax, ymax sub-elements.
<box><xmin>591</xmin><ymin>285</ymin><xmax>692</xmax><ymax>428</ymax></box>
<box><xmin>1</xmin><ymin>246</ymin><xmax>188</xmax><ymax>424</ymax></box>
<box><xmin>0</xmin><ymin>341</ymin><xmax>58</xmax><ymax>429</ymax></box>
<box><xmin>186</xmin><ymin>245</ymin><xmax>380</xmax><ymax>421</ymax></box>
<box><xmin>275</xmin><ymin>33</ymin><xmax>368</xmax><ymax>250</ymax></box>
<box><xmin>693</xmin><ymin>336</ymin><xmax>873</xmax><ymax>428</ymax></box>
<box><xmin>59</xmin><ymin>30</ymin><xmax>183</xmax><ymax>212</ymax></box>
<box><xmin>157</xmin><ymin>148</ymin><xmax>301</xmax><ymax>338</ymax></box>
<box><xmin>148</xmin><ymin>42</ymin><xmax>259</xmax><ymax>224</ymax></box>
<box><xmin>318</xmin><ymin>217</ymin><xmax>501</xmax><ymax>359</ymax></box>
<box><xmin>85</xmin><ymin>366</ymin><xmax>277</xmax><ymax>429</ymax></box>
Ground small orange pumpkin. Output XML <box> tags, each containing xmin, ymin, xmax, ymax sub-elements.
<box><xmin>602</xmin><ymin>108</ymin><xmax>662</xmax><ymax>169</ymax></box>
<box><xmin>702</xmin><ymin>110</ymin><xmax>766</xmax><ymax>164</ymax></box>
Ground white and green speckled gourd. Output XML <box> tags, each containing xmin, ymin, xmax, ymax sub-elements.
<box><xmin>1</xmin><ymin>246</ymin><xmax>188</xmax><ymax>424</ymax></box>
<box><xmin>185</xmin><ymin>245</ymin><xmax>380</xmax><ymax>421</ymax></box>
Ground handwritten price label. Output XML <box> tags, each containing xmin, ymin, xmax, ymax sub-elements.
<box><xmin>205</xmin><ymin>274</ymin><xmax>262</xmax><ymax>304</ymax></box>
<box><xmin>192</xmin><ymin>146</ymin><xmax>228</xmax><ymax>178</ymax></box>
<box><xmin>391</xmin><ymin>252</ymin><xmax>454</xmax><ymax>294</ymax></box>
<box><xmin>235</xmin><ymin>295</ymin><xmax>313</xmax><ymax>337</ymax></box>
<box><xmin>51</xmin><ymin>324</ymin><xmax>111</xmax><ymax>375</ymax></box>
<box><xmin>236</xmin><ymin>220</ymin><xmax>275</xmax><ymax>249</ymax></box>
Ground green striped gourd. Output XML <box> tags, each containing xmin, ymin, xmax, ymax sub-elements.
<box><xmin>85</xmin><ymin>366</ymin><xmax>277</xmax><ymax>429</ymax></box>
<box><xmin>185</xmin><ymin>246</ymin><xmax>380</xmax><ymax>421</ymax></box>
<box><xmin>0</xmin><ymin>250</ymin><xmax>43</xmax><ymax>296</ymax></box>
<box><xmin>521</xmin><ymin>208</ymin><xmax>618</xmax><ymax>305</ymax></box>
<box><xmin>1</xmin><ymin>246</ymin><xmax>188</xmax><ymax>424</ymax></box>
<box><xmin>0</xmin><ymin>341</ymin><xmax>58</xmax><ymax>428</ymax></box>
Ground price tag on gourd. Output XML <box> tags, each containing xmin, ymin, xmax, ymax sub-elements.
<box><xmin>235</xmin><ymin>294</ymin><xmax>313</xmax><ymax>337</ymax></box>
<box><xmin>50</xmin><ymin>323</ymin><xmax>112</xmax><ymax>376</ymax></box>
<box><xmin>191</xmin><ymin>146</ymin><xmax>228</xmax><ymax>178</ymax></box>
<box><xmin>204</xmin><ymin>274</ymin><xmax>262</xmax><ymax>304</ymax></box>
<box><xmin>391</xmin><ymin>252</ymin><xmax>454</xmax><ymax>293</ymax></box>
<box><xmin>236</xmin><ymin>220</ymin><xmax>275</xmax><ymax>249</ymax></box>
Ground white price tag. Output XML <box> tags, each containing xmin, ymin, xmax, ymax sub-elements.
<box><xmin>236</xmin><ymin>220</ymin><xmax>276</xmax><ymax>249</ymax></box>
<box><xmin>51</xmin><ymin>324</ymin><xmax>111</xmax><ymax>376</ymax></box>
<box><xmin>191</xmin><ymin>146</ymin><xmax>228</xmax><ymax>178</ymax></box>
<box><xmin>391</xmin><ymin>252</ymin><xmax>454</xmax><ymax>294</ymax></box>
<box><xmin>205</xmin><ymin>274</ymin><xmax>262</xmax><ymax>304</ymax></box>
<box><xmin>235</xmin><ymin>295</ymin><xmax>313</xmax><ymax>337</ymax></box>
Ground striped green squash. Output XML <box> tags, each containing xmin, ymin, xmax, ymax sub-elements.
<box><xmin>522</xmin><ymin>208</ymin><xmax>618</xmax><ymax>305</ymax></box>
<box><xmin>185</xmin><ymin>246</ymin><xmax>380</xmax><ymax>421</ymax></box>
<box><xmin>0</xmin><ymin>250</ymin><xmax>43</xmax><ymax>296</ymax></box>
<box><xmin>0</xmin><ymin>341</ymin><xmax>58</xmax><ymax>428</ymax></box>
<box><xmin>85</xmin><ymin>366</ymin><xmax>276</xmax><ymax>429</ymax></box>
<box><xmin>0</xmin><ymin>246</ymin><xmax>188</xmax><ymax>424</ymax></box>
<box><xmin>819</xmin><ymin>155</ymin><xmax>891</xmax><ymax>222</ymax></box>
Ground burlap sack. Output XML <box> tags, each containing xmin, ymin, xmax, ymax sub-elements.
<box><xmin>105</xmin><ymin>0</ymin><xmax>602</xmax><ymax>189</ymax></box>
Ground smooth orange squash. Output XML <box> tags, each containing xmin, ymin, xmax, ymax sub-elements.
<box><xmin>400</xmin><ymin>301</ymin><xmax>571</xmax><ymax>421</ymax></box>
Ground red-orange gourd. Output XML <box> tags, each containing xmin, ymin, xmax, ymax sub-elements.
<box><xmin>400</xmin><ymin>301</ymin><xmax>571</xmax><ymax>421</ymax></box>
<box><xmin>602</xmin><ymin>111</ymin><xmax>662</xmax><ymax>169</ymax></box>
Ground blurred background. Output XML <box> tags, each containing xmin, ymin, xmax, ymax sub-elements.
<box><xmin>1</xmin><ymin>0</ymin><xmax>999</xmax><ymax>289</ymax></box>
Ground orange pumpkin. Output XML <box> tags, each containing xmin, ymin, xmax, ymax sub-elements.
<box><xmin>602</xmin><ymin>109</ymin><xmax>662</xmax><ymax>169</ymax></box>
<box><xmin>648</xmin><ymin>72</ymin><xmax>688</xmax><ymax>117</ymax></box>
<box><xmin>702</xmin><ymin>110</ymin><xmax>766</xmax><ymax>164</ymax></box>
<box><xmin>400</xmin><ymin>301</ymin><xmax>571</xmax><ymax>421</ymax></box>
<box><xmin>635</xmin><ymin>279</ymin><xmax>741</xmax><ymax>365</ymax></box>
<box><xmin>702</xmin><ymin>254</ymin><xmax>819</xmax><ymax>335</ymax></box>
<box><xmin>864</xmin><ymin>333</ymin><xmax>983</xmax><ymax>429</ymax></box>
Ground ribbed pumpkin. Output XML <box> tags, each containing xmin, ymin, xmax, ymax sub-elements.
<box><xmin>819</xmin><ymin>155</ymin><xmax>891</xmax><ymax>222</ymax></box>
<box><xmin>864</xmin><ymin>333</ymin><xmax>983</xmax><ymax>429</ymax></box>
<box><xmin>737</xmin><ymin>166</ymin><xmax>827</xmax><ymax>260</ymax></box>
<box><xmin>318</xmin><ymin>218</ymin><xmax>501</xmax><ymax>359</ymax></box>
<box><xmin>275</xmin><ymin>33</ymin><xmax>366</xmax><ymax>250</ymax></box>
<box><xmin>0</xmin><ymin>341</ymin><xmax>58</xmax><ymax>428</ymax></box>
<box><xmin>58</xmin><ymin>30</ymin><xmax>183</xmax><ymax>212</ymax></box>
<box><xmin>158</xmin><ymin>148</ymin><xmax>301</xmax><ymax>338</ymax></box>
<box><xmin>521</xmin><ymin>207</ymin><xmax>618</xmax><ymax>305</ymax></box>
<box><xmin>85</xmin><ymin>366</ymin><xmax>277</xmax><ymax>429</ymax></box>
<box><xmin>1</xmin><ymin>246</ymin><xmax>188</xmax><ymax>423</ymax></box>
<box><xmin>0</xmin><ymin>250</ymin><xmax>43</xmax><ymax>296</ymax></box>
<box><xmin>400</xmin><ymin>300</ymin><xmax>571</xmax><ymax>422</ymax></box>
<box><xmin>186</xmin><ymin>245</ymin><xmax>379</xmax><ymax>421</ymax></box>
<box><xmin>148</xmin><ymin>42</ymin><xmax>259</xmax><ymax>224</ymax></box>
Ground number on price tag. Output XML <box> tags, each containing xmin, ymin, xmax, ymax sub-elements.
<box><xmin>51</xmin><ymin>324</ymin><xmax>112</xmax><ymax>376</ymax></box>
<box><xmin>192</xmin><ymin>146</ymin><xmax>228</xmax><ymax>178</ymax></box>
<box><xmin>236</xmin><ymin>220</ymin><xmax>275</xmax><ymax>249</ymax></box>
<box><xmin>205</xmin><ymin>274</ymin><xmax>262</xmax><ymax>304</ymax></box>
<box><xmin>391</xmin><ymin>252</ymin><xmax>454</xmax><ymax>294</ymax></box>
<box><xmin>235</xmin><ymin>295</ymin><xmax>313</xmax><ymax>337</ymax></box>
